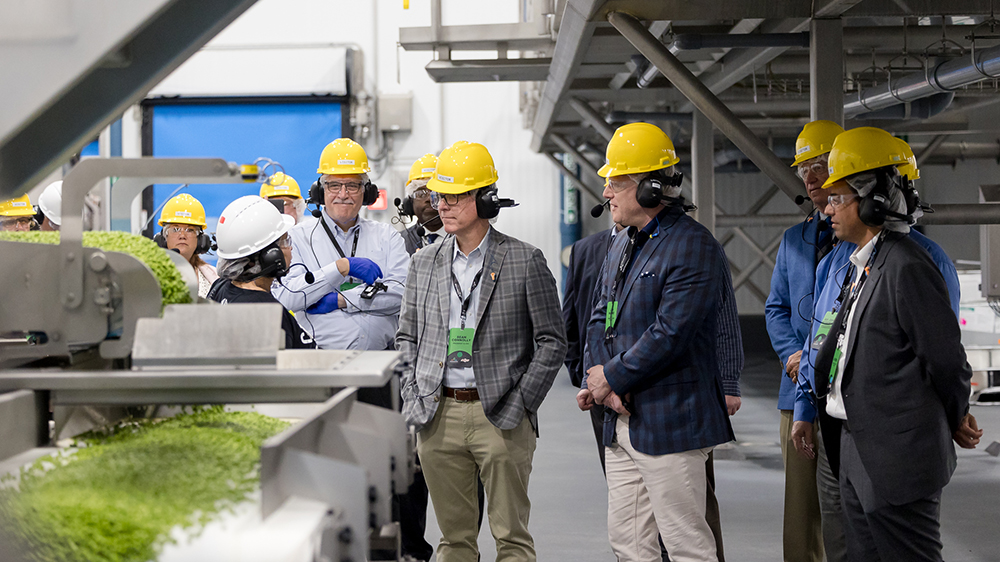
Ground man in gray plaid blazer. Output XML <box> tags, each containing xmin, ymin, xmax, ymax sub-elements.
<box><xmin>396</xmin><ymin>141</ymin><xmax>566</xmax><ymax>562</ymax></box>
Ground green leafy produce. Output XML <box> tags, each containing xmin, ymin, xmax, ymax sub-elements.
<box><xmin>0</xmin><ymin>231</ymin><xmax>191</xmax><ymax>306</ymax></box>
<box><xmin>0</xmin><ymin>407</ymin><xmax>289</xmax><ymax>562</ymax></box>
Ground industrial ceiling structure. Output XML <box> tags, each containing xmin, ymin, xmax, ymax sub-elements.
<box><xmin>401</xmin><ymin>0</ymin><xmax>1000</xmax><ymax>225</ymax></box>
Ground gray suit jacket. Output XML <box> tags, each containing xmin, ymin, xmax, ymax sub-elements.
<box><xmin>828</xmin><ymin>231</ymin><xmax>971</xmax><ymax>505</ymax></box>
<box><xmin>396</xmin><ymin>227</ymin><xmax>567</xmax><ymax>433</ymax></box>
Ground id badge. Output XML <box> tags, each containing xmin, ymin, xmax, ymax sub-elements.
<box><xmin>447</xmin><ymin>328</ymin><xmax>475</xmax><ymax>368</ymax></box>
<box><xmin>339</xmin><ymin>281</ymin><xmax>361</xmax><ymax>292</ymax></box>
<box><xmin>812</xmin><ymin>310</ymin><xmax>837</xmax><ymax>350</ymax></box>
<box><xmin>605</xmin><ymin>301</ymin><xmax>619</xmax><ymax>331</ymax></box>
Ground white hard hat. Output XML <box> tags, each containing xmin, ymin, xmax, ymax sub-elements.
<box><xmin>38</xmin><ymin>181</ymin><xmax>62</xmax><ymax>226</ymax></box>
<box><xmin>215</xmin><ymin>195</ymin><xmax>294</xmax><ymax>259</ymax></box>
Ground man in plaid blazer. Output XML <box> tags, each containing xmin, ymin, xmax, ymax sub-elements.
<box><xmin>580</xmin><ymin>123</ymin><xmax>734</xmax><ymax>562</ymax></box>
<box><xmin>396</xmin><ymin>141</ymin><xmax>566</xmax><ymax>562</ymax></box>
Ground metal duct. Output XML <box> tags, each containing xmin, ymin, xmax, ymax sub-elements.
<box><xmin>673</xmin><ymin>32</ymin><xmax>810</xmax><ymax>50</ymax></box>
<box><xmin>853</xmin><ymin>92</ymin><xmax>955</xmax><ymax>120</ymax></box>
<box><xmin>844</xmin><ymin>43</ymin><xmax>1000</xmax><ymax>118</ymax></box>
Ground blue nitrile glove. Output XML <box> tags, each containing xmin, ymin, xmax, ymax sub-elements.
<box><xmin>346</xmin><ymin>257</ymin><xmax>383</xmax><ymax>285</ymax></box>
<box><xmin>307</xmin><ymin>291</ymin><xmax>340</xmax><ymax>314</ymax></box>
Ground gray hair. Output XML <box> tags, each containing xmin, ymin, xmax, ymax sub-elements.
<box><xmin>845</xmin><ymin>168</ymin><xmax>915</xmax><ymax>233</ymax></box>
<box><xmin>629</xmin><ymin>169</ymin><xmax>683</xmax><ymax>199</ymax></box>
<box><xmin>217</xmin><ymin>256</ymin><xmax>263</xmax><ymax>283</ymax></box>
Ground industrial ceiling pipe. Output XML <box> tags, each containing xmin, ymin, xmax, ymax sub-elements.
<box><xmin>853</xmin><ymin>92</ymin><xmax>955</xmax><ymax>120</ymax></box>
<box><xmin>844</xmin><ymin>42</ymin><xmax>1000</xmax><ymax>118</ymax></box>
<box><xmin>673</xmin><ymin>32</ymin><xmax>810</xmax><ymax>50</ymax></box>
<box><xmin>607</xmin><ymin>111</ymin><xmax>693</xmax><ymax>122</ymax></box>
<box><xmin>608</xmin><ymin>11</ymin><xmax>811</xmax><ymax>213</ymax></box>
<box><xmin>919</xmin><ymin>204</ymin><xmax>1000</xmax><ymax>225</ymax></box>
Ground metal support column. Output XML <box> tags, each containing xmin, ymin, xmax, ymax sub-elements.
<box><xmin>810</xmin><ymin>19</ymin><xmax>844</xmax><ymax>125</ymax></box>
<box><xmin>692</xmin><ymin>110</ymin><xmax>716</xmax><ymax>234</ymax></box>
<box><xmin>607</xmin><ymin>11</ymin><xmax>810</xmax><ymax>213</ymax></box>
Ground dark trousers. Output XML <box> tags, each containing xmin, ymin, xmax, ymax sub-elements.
<box><xmin>840</xmin><ymin>428</ymin><xmax>943</xmax><ymax>562</ymax></box>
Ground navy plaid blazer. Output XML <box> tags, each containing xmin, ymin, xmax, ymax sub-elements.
<box><xmin>584</xmin><ymin>207</ymin><xmax>735</xmax><ymax>456</ymax></box>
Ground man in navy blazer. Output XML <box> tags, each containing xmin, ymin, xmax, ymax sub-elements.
<box><xmin>579</xmin><ymin>123</ymin><xmax>734</xmax><ymax>562</ymax></box>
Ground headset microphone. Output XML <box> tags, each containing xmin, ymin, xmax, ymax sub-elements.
<box><xmin>285</xmin><ymin>263</ymin><xmax>315</xmax><ymax>284</ymax></box>
<box><xmin>816</xmin><ymin>219</ymin><xmax>829</xmax><ymax>232</ymax></box>
<box><xmin>591</xmin><ymin>200</ymin><xmax>610</xmax><ymax>218</ymax></box>
<box><xmin>795</xmin><ymin>195</ymin><xmax>807</xmax><ymax>205</ymax></box>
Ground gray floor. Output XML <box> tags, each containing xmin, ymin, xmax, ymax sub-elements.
<box><xmin>424</xmin><ymin>350</ymin><xmax>1000</xmax><ymax>562</ymax></box>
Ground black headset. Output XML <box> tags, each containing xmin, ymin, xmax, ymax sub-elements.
<box><xmin>857</xmin><ymin>167</ymin><xmax>913</xmax><ymax>227</ymax></box>
<box><xmin>308</xmin><ymin>176</ymin><xmax>380</xmax><ymax>217</ymax></box>
<box><xmin>154</xmin><ymin>226</ymin><xmax>216</xmax><ymax>254</ymax></box>
<box><xmin>256</xmin><ymin>239</ymin><xmax>289</xmax><ymax>278</ymax></box>
<box><xmin>635</xmin><ymin>168</ymin><xmax>685</xmax><ymax>208</ymax></box>
<box><xmin>400</xmin><ymin>195</ymin><xmax>416</xmax><ymax>217</ymax></box>
<box><xmin>474</xmin><ymin>184</ymin><xmax>517</xmax><ymax>219</ymax></box>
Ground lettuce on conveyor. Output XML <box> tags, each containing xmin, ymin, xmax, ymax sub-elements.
<box><xmin>0</xmin><ymin>407</ymin><xmax>289</xmax><ymax>562</ymax></box>
<box><xmin>0</xmin><ymin>231</ymin><xmax>192</xmax><ymax>306</ymax></box>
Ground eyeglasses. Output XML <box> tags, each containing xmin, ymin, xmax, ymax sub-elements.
<box><xmin>412</xmin><ymin>188</ymin><xmax>432</xmax><ymax>200</ymax></box>
<box><xmin>276</xmin><ymin>234</ymin><xmax>292</xmax><ymax>249</ymax></box>
<box><xmin>605</xmin><ymin>177</ymin><xmax>637</xmax><ymax>193</ymax></box>
<box><xmin>322</xmin><ymin>181</ymin><xmax>364</xmax><ymax>195</ymax></box>
<box><xmin>429</xmin><ymin>191</ymin><xmax>473</xmax><ymax>210</ymax></box>
<box><xmin>165</xmin><ymin>225</ymin><xmax>200</xmax><ymax>236</ymax></box>
<box><xmin>0</xmin><ymin>217</ymin><xmax>34</xmax><ymax>230</ymax></box>
<box><xmin>797</xmin><ymin>161</ymin><xmax>827</xmax><ymax>180</ymax></box>
<box><xmin>827</xmin><ymin>193</ymin><xmax>859</xmax><ymax>209</ymax></box>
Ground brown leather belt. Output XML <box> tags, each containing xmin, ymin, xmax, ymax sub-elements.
<box><xmin>443</xmin><ymin>386</ymin><xmax>480</xmax><ymax>402</ymax></box>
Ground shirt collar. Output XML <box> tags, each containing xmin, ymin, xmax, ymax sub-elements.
<box><xmin>454</xmin><ymin>228</ymin><xmax>491</xmax><ymax>261</ymax></box>
<box><xmin>322</xmin><ymin>211</ymin><xmax>362</xmax><ymax>236</ymax></box>
<box><xmin>850</xmin><ymin>235</ymin><xmax>878</xmax><ymax>268</ymax></box>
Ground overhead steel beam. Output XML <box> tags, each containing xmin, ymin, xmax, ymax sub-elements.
<box><xmin>399</xmin><ymin>22</ymin><xmax>554</xmax><ymax>52</ymax></box>
<box><xmin>917</xmin><ymin>135</ymin><xmax>950</xmax><ymax>165</ymax></box>
<box><xmin>810</xmin><ymin>19</ymin><xmax>844</xmax><ymax>125</ymax></box>
<box><xmin>0</xmin><ymin>0</ymin><xmax>259</xmax><ymax>199</ymax></box>
<box><xmin>568</xmin><ymin>98</ymin><xmax>616</xmax><ymax>140</ymax></box>
<box><xmin>550</xmin><ymin>133</ymin><xmax>606</xmax><ymax>188</ymax></box>
<box><xmin>543</xmin><ymin>152</ymin><xmax>605</xmax><ymax>203</ymax></box>
<box><xmin>424</xmin><ymin>59</ymin><xmax>551</xmax><ymax>82</ymax></box>
<box><xmin>530</xmin><ymin>0</ymin><xmax>604</xmax><ymax>152</ymax></box>
<box><xmin>608</xmin><ymin>12</ymin><xmax>810</xmax><ymax>212</ymax></box>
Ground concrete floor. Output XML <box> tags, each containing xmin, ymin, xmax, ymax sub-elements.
<box><xmin>424</xmin><ymin>349</ymin><xmax>1000</xmax><ymax>562</ymax></box>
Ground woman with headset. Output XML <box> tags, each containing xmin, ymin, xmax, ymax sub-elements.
<box><xmin>155</xmin><ymin>194</ymin><xmax>218</xmax><ymax>297</ymax></box>
<box><xmin>208</xmin><ymin>195</ymin><xmax>315</xmax><ymax>350</ymax></box>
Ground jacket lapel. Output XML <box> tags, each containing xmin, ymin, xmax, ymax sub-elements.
<box><xmin>617</xmin><ymin>217</ymin><xmax>674</xmax><ymax>310</ymax></box>
<box><xmin>842</xmin><ymin>232</ymin><xmax>899</xmax><ymax>372</ymax></box>
<box><xmin>475</xmin><ymin>228</ymin><xmax>507</xmax><ymax>329</ymax></box>
<box><xmin>436</xmin><ymin>236</ymin><xmax>454</xmax><ymax>328</ymax></box>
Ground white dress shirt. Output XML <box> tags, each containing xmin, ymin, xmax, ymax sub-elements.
<box><xmin>273</xmin><ymin>212</ymin><xmax>410</xmax><ymax>351</ymax></box>
<box><xmin>826</xmin><ymin>235</ymin><xmax>877</xmax><ymax>420</ymax></box>
<box><xmin>442</xmin><ymin>230</ymin><xmax>490</xmax><ymax>389</ymax></box>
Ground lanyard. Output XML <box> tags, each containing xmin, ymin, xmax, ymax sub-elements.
<box><xmin>607</xmin><ymin>230</ymin><xmax>648</xmax><ymax>332</ymax></box>
<box><xmin>319</xmin><ymin>218</ymin><xmax>360</xmax><ymax>259</ymax></box>
<box><xmin>826</xmin><ymin>231</ymin><xmax>886</xmax><ymax>383</ymax></box>
<box><xmin>451</xmin><ymin>268</ymin><xmax>484</xmax><ymax>329</ymax></box>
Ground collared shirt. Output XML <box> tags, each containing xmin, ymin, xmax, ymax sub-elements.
<box><xmin>826</xmin><ymin>235</ymin><xmax>877</xmax><ymax>420</ymax></box>
<box><xmin>424</xmin><ymin>226</ymin><xmax>442</xmax><ymax>247</ymax></box>
<box><xmin>443</xmin><ymin>230</ymin><xmax>490</xmax><ymax>389</ymax></box>
<box><xmin>272</xmin><ymin>212</ymin><xmax>410</xmax><ymax>351</ymax></box>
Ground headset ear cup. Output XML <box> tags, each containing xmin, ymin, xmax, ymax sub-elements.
<box><xmin>635</xmin><ymin>177</ymin><xmax>663</xmax><ymax>208</ymax></box>
<box><xmin>475</xmin><ymin>186</ymin><xmax>500</xmax><ymax>219</ymax></box>
<box><xmin>258</xmin><ymin>244</ymin><xmax>287</xmax><ymax>278</ymax></box>
<box><xmin>153</xmin><ymin>231</ymin><xmax>167</xmax><ymax>248</ymax></box>
<box><xmin>309</xmin><ymin>178</ymin><xmax>323</xmax><ymax>207</ymax></box>
<box><xmin>363</xmin><ymin>182</ymin><xmax>379</xmax><ymax>206</ymax></box>
<box><xmin>402</xmin><ymin>196</ymin><xmax>415</xmax><ymax>217</ymax></box>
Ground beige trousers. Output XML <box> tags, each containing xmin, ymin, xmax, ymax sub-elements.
<box><xmin>779</xmin><ymin>409</ymin><xmax>824</xmax><ymax>562</ymax></box>
<box><xmin>417</xmin><ymin>396</ymin><xmax>537</xmax><ymax>562</ymax></box>
<box><xmin>606</xmin><ymin>415</ymin><xmax>717</xmax><ymax>562</ymax></box>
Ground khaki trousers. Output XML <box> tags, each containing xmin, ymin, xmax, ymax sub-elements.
<box><xmin>417</xmin><ymin>396</ymin><xmax>536</xmax><ymax>562</ymax></box>
<box><xmin>779</xmin><ymin>410</ymin><xmax>824</xmax><ymax>562</ymax></box>
<box><xmin>606</xmin><ymin>415</ymin><xmax>717</xmax><ymax>562</ymax></box>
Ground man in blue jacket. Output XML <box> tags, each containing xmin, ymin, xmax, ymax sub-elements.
<box><xmin>580</xmin><ymin>122</ymin><xmax>733</xmax><ymax>561</ymax></box>
<box><xmin>765</xmin><ymin>120</ymin><xmax>844</xmax><ymax>562</ymax></box>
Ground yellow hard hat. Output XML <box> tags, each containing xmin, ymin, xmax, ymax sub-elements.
<box><xmin>792</xmin><ymin>120</ymin><xmax>845</xmax><ymax>166</ymax></box>
<box><xmin>260</xmin><ymin>172</ymin><xmax>302</xmax><ymax>199</ymax></box>
<box><xmin>822</xmin><ymin>127</ymin><xmax>906</xmax><ymax>189</ymax></box>
<box><xmin>317</xmin><ymin>138</ymin><xmax>370</xmax><ymax>175</ymax></box>
<box><xmin>427</xmin><ymin>141</ymin><xmax>499</xmax><ymax>194</ymax></box>
<box><xmin>895</xmin><ymin>138</ymin><xmax>920</xmax><ymax>180</ymax></box>
<box><xmin>597</xmin><ymin>122</ymin><xmax>680</xmax><ymax>178</ymax></box>
<box><xmin>158</xmin><ymin>194</ymin><xmax>207</xmax><ymax>227</ymax></box>
<box><xmin>406</xmin><ymin>153</ymin><xmax>439</xmax><ymax>187</ymax></box>
<box><xmin>0</xmin><ymin>194</ymin><xmax>35</xmax><ymax>217</ymax></box>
